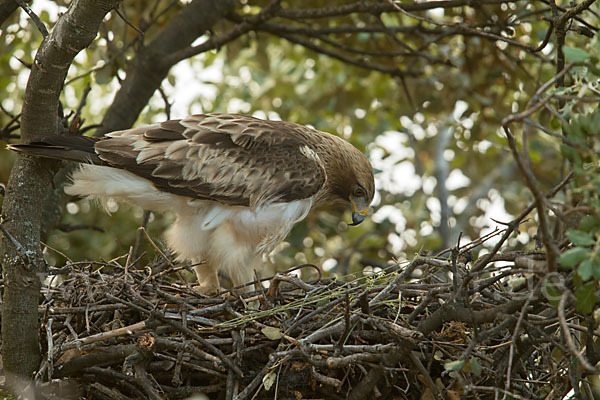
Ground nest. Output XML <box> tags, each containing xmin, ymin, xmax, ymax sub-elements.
<box><xmin>32</xmin><ymin>244</ymin><xmax>581</xmax><ymax>400</ymax></box>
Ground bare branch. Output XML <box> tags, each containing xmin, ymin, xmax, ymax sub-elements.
<box><xmin>558</xmin><ymin>291</ymin><xmax>597</xmax><ymax>372</ymax></box>
<box><xmin>14</xmin><ymin>0</ymin><xmax>48</xmax><ymax>37</ymax></box>
<box><xmin>163</xmin><ymin>0</ymin><xmax>281</xmax><ymax>65</ymax></box>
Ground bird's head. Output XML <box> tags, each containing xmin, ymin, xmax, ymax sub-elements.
<box><xmin>313</xmin><ymin>132</ymin><xmax>375</xmax><ymax>225</ymax></box>
<box><xmin>348</xmin><ymin>184</ymin><xmax>372</xmax><ymax>226</ymax></box>
<box><xmin>346</xmin><ymin>154</ymin><xmax>375</xmax><ymax>225</ymax></box>
<box><xmin>324</xmin><ymin>145</ymin><xmax>375</xmax><ymax>225</ymax></box>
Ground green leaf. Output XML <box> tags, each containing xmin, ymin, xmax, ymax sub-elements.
<box><xmin>94</xmin><ymin>66</ymin><xmax>113</xmax><ymax>85</ymax></box>
<box><xmin>545</xmin><ymin>283</ymin><xmax>562</xmax><ymax>308</ymax></box>
<box><xmin>167</xmin><ymin>74</ymin><xmax>176</xmax><ymax>87</ymax></box>
<box><xmin>567</xmin><ymin>229</ymin><xmax>595</xmax><ymax>246</ymax></box>
<box><xmin>579</xmin><ymin>216</ymin><xmax>600</xmax><ymax>234</ymax></box>
<box><xmin>592</xmin><ymin>109</ymin><xmax>600</xmax><ymax>132</ymax></box>
<box><xmin>575</xmin><ymin>282</ymin><xmax>597</xmax><ymax>314</ymax></box>
<box><xmin>444</xmin><ymin>359</ymin><xmax>465</xmax><ymax>372</ymax></box>
<box><xmin>469</xmin><ymin>358</ymin><xmax>482</xmax><ymax>376</ymax></box>
<box><xmin>560</xmin><ymin>143</ymin><xmax>580</xmax><ymax>164</ymax></box>
<box><xmin>559</xmin><ymin>247</ymin><xmax>592</xmax><ymax>268</ymax></box>
<box><xmin>592</xmin><ymin>258</ymin><xmax>600</xmax><ymax>280</ymax></box>
<box><xmin>578</xmin><ymin>259</ymin><xmax>593</xmax><ymax>281</ymax></box>
<box><xmin>563</xmin><ymin>46</ymin><xmax>590</xmax><ymax>62</ymax></box>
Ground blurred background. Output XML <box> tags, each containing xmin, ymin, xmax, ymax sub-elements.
<box><xmin>0</xmin><ymin>0</ymin><xmax>595</xmax><ymax>282</ymax></box>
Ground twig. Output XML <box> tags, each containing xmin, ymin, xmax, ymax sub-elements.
<box><xmin>234</xmin><ymin>356</ymin><xmax>278</xmax><ymax>400</ymax></box>
<box><xmin>156</xmin><ymin>87</ymin><xmax>172</xmax><ymax>120</ymax></box>
<box><xmin>311</xmin><ymin>366</ymin><xmax>342</xmax><ymax>388</ymax></box>
<box><xmin>164</xmin><ymin>0</ymin><xmax>282</xmax><ymax>65</ymax></box>
<box><xmin>369</xmin><ymin>258</ymin><xmax>449</xmax><ymax>307</ymax></box>
<box><xmin>15</xmin><ymin>0</ymin><xmax>48</xmax><ymax>37</ymax></box>
<box><xmin>105</xmin><ymin>293</ymin><xmax>244</xmax><ymax>378</ymax></box>
<box><xmin>503</xmin><ymin>126</ymin><xmax>560</xmax><ymax>272</ymax></box>
<box><xmin>466</xmin><ymin>171</ymin><xmax>573</xmax><ymax>279</ymax></box>
<box><xmin>113</xmin><ymin>5</ymin><xmax>145</xmax><ymax>40</ymax></box>
<box><xmin>335</xmin><ymin>292</ymin><xmax>352</xmax><ymax>356</ymax></box>
<box><xmin>132</xmin><ymin>210</ymin><xmax>151</xmax><ymax>267</ymax></box>
<box><xmin>409</xmin><ymin>351</ymin><xmax>440</xmax><ymax>400</ymax></box>
<box><xmin>505</xmin><ymin>280</ymin><xmax>541</xmax><ymax>393</ymax></box>
<box><xmin>68</xmin><ymin>83</ymin><xmax>92</xmax><ymax>133</ymax></box>
<box><xmin>558</xmin><ymin>291</ymin><xmax>596</xmax><ymax>372</ymax></box>
<box><xmin>45</xmin><ymin>318</ymin><xmax>54</xmax><ymax>380</ymax></box>
<box><xmin>61</xmin><ymin>321</ymin><xmax>148</xmax><ymax>351</ymax></box>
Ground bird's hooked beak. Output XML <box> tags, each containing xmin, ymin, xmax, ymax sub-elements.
<box><xmin>349</xmin><ymin>196</ymin><xmax>369</xmax><ymax>226</ymax></box>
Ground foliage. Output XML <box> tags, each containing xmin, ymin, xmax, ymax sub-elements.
<box><xmin>557</xmin><ymin>91</ymin><xmax>600</xmax><ymax>312</ymax></box>
<box><xmin>1</xmin><ymin>0</ymin><xmax>600</xmax><ymax>398</ymax></box>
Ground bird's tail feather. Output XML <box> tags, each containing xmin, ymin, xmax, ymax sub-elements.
<box><xmin>6</xmin><ymin>135</ymin><xmax>104</xmax><ymax>164</ymax></box>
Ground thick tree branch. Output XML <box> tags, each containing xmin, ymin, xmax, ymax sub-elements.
<box><xmin>0</xmin><ymin>0</ymin><xmax>21</xmax><ymax>27</ymax></box>
<box><xmin>95</xmin><ymin>0</ymin><xmax>235</xmax><ymax>136</ymax></box>
<box><xmin>261</xmin><ymin>29</ymin><xmax>419</xmax><ymax>77</ymax></box>
<box><xmin>162</xmin><ymin>0</ymin><xmax>282</xmax><ymax>66</ymax></box>
<box><xmin>14</xmin><ymin>0</ymin><xmax>48</xmax><ymax>37</ymax></box>
<box><xmin>275</xmin><ymin>0</ymin><xmax>518</xmax><ymax>19</ymax></box>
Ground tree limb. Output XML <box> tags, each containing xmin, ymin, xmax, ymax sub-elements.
<box><xmin>95</xmin><ymin>0</ymin><xmax>235</xmax><ymax>136</ymax></box>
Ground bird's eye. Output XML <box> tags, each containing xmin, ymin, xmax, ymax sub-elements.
<box><xmin>354</xmin><ymin>187</ymin><xmax>365</xmax><ymax>197</ymax></box>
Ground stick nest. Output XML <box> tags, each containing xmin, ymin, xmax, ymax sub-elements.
<box><xmin>33</xmin><ymin>248</ymin><xmax>580</xmax><ymax>400</ymax></box>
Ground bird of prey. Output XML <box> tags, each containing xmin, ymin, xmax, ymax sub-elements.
<box><xmin>9</xmin><ymin>113</ymin><xmax>375</xmax><ymax>294</ymax></box>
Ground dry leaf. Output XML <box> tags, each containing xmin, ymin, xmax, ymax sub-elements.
<box><xmin>261</xmin><ymin>326</ymin><xmax>282</xmax><ymax>340</ymax></box>
<box><xmin>263</xmin><ymin>371</ymin><xmax>276</xmax><ymax>391</ymax></box>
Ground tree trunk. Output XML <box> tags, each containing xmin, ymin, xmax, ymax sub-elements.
<box><xmin>1</xmin><ymin>0</ymin><xmax>119</xmax><ymax>390</ymax></box>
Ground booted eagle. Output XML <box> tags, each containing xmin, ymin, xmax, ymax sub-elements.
<box><xmin>9</xmin><ymin>113</ymin><xmax>375</xmax><ymax>294</ymax></box>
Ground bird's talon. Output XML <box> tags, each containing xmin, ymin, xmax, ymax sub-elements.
<box><xmin>192</xmin><ymin>285</ymin><xmax>221</xmax><ymax>297</ymax></box>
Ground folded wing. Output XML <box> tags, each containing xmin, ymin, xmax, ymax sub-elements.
<box><xmin>94</xmin><ymin>113</ymin><xmax>327</xmax><ymax>207</ymax></box>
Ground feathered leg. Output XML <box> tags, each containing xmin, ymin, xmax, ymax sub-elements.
<box><xmin>193</xmin><ymin>262</ymin><xmax>221</xmax><ymax>295</ymax></box>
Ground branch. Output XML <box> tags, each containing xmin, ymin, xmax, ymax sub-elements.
<box><xmin>499</xmin><ymin>64</ymin><xmax>577</xmax><ymax>273</ymax></box>
<box><xmin>162</xmin><ymin>0</ymin><xmax>282</xmax><ymax>65</ymax></box>
<box><xmin>551</xmin><ymin>0</ymin><xmax>598</xmax><ymax>88</ymax></box>
<box><xmin>460</xmin><ymin>170</ymin><xmax>573</xmax><ymax>296</ymax></box>
<box><xmin>96</xmin><ymin>0</ymin><xmax>235</xmax><ymax>136</ymax></box>
<box><xmin>60</xmin><ymin>321</ymin><xmax>148</xmax><ymax>351</ymax></box>
<box><xmin>262</xmin><ymin>29</ymin><xmax>419</xmax><ymax>77</ymax></box>
<box><xmin>275</xmin><ymin>1</ymin><xmax>518</xmax><ymax>19</ymax></box>
<box><xmin>105</xmin><ymin>292</ymin><xmax>244</xmax><ymax>378</ymax></box>
<box><xmin>558</xmin><ymin>291</ymin><xmax>597</xmax><ymax>372</ymax></box>
<box><xmin>0</xmin><ymin>0</ymin><xmax>20</xmax><ymax>27</ymax></box>
<box><xmin>14</xmin><ymin>0</ymin><xmax>48</xmax><ymax>37</ymax></box>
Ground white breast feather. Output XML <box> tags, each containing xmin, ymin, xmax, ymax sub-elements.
<box><xmin>165</xmin><ymin>196</ymin><xmax>314</xmax><ymax>289</ymax></box>
<box><xmin>66</xmin><ymin>164</ymin><xmax>315</xmax><ymax>289</ymax></box>
<box><xmin>65</xmin><ymin>165</ymin><xmax>186</xmax><ymax>213</ymax></box>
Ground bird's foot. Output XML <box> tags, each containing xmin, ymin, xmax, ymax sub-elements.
<box><xmin>192</xmin><ymin>284</ymin><xmax>221</xmax><ymax>297</ymax></box>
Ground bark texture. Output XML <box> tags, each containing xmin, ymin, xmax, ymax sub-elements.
<box><xmin>0</xmin><ymin>0</ymin><xmax>20</xmax><ymax>28</ymax></box>
<box><xmin>1</xmin><ymin>0</ymin><xmax>119</xmax><ymax>388</ymax></box>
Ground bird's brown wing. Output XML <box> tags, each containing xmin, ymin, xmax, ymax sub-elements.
<box><xmin>94</xmin><ymin>113</ymin><xmax>327</xmax><ymax>207</ymax></box>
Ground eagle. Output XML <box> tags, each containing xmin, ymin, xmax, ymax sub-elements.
<box><xmin>9</xmin><ymin>113</ymin><xmax>375</xmax><ymax>294</ymax></box>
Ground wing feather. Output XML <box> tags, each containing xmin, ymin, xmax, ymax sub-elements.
<box><xmin>93</xmin><ymin>114</ymin><xmax>327</xmax><ymax>207</ymax></box>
